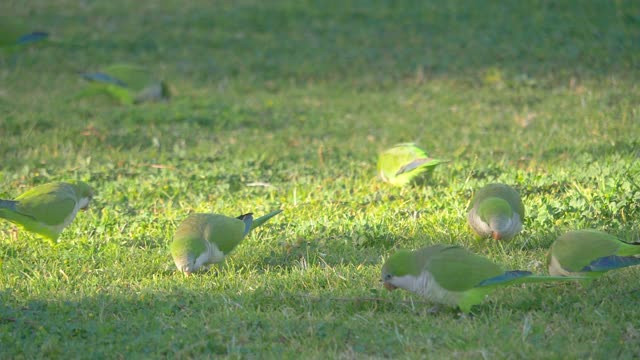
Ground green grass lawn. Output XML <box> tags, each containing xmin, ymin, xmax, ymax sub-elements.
<box><xmin>1</xmin><ymin>0</ymin><xmax>640</xmax><ymax>358</ymax></box>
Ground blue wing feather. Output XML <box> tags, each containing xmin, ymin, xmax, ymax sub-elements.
<box><xmin>80</xmin><ymin>72</ymin><xmax>128</xmax><ymax>87</ymax></box>
<box><xmin>236</xmin><ymin>213</ymin><xmax>254</xmax><ymax>237</ymax></box>
<box><xmin>0</xmin><ymin>200</ymin><xmax>18</xmax><ymax>211</ymax></box>
<box><xmin>478</xmin><ymin>270</ymin><xmax>531</xmax><ymax>287</ymax></box>
<box><xmin>17</xmin><ymin>31</ymin><xmax>49</xmax><ymax>45</ymax></box>
<box><xmin>396</xmin><ymin>158</ymin><xmax>437</xmax><ymax>176</ymax></box>
<box><xmin>582</xmin><ymin>255</ymin><xmax>640</xmax><ymax>272</ymax></box>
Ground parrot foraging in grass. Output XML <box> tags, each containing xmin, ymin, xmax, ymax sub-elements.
<box><xmin>171</xmin><ymin>209</ymin><xmax>282</xmax><ymax>275</ymax></box>
<box><xmin>467</xmin><ymin>183</ymin><xmax>524</xmax><ymax>241</ymax></box>
<box><xmin>548</xmin><ymin>229</ymin><xmax>640</xmax><ymax>278</ymax></box>
<box><xmin>0</xmin><ymin>19</ymin><xmax>48</xmax><ymax>54</ymax></box>
<box><xmin>0</xmin><ymin>181</ymin><xmax>93</xmax><ymax>242</ymax></box>
<box><xmin>382</xmin><ymin>244</ymin><xmax>585</xmax><ymax>312</ymax></box>
<box><xmin>377</xmin><ymin>143</ymin><xmax>446</xmax><ymax>186</ymax></box>
<box><xmin>78</xmin><ymin>63</ymin><xmax>170</xmax><ymax>105</ymax></box>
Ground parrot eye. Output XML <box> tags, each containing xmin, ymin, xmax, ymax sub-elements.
<box><xmin>384</xmin><ymin>273</ymin><xmax>392</xmax><ymax>281</ymax></box>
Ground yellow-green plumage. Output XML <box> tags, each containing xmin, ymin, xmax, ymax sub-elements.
<box><xmin>467</xmin><ymin>183</ymin><xmax>524</xmax><ymax>241</ymax></box>
<box><xmin>382</xmin><ymin>245</ymin><xmax>584</xmax><ymax>312</ymax></box>
<box><xmin>78</xmin><ymin>63</ymin><xmax>170</xmax><ymax>105</ymax></box>
<box><xmin>377</xmin><ymin>143</ymin><xmax>445</xmax><ymax>186</ymax></box>
<box><xmin>170</xmin><ymin>210</ymin><xmax>282</xmax><ymax>274</ymax></box>
<box><xmin>0</xmin><ymin>181</ymin><xmax>93</xmax><ymax>242</ymax></box>
<box><xmin>0</xmin><ymin>18</ymin><xmax>48</xmax><ymax>55</ymax></box>
<box><xmin>548</xmin><ymin>229</ymin><xmax>640</xmax><ymax>278</ymax></box>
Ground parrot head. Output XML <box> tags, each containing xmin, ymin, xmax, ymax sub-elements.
<box><xmin>175</xmin><ymin>257</ymin><xmax>197</xmax><ymax>275</ymax></box>
<box><xmin>381</xmin><ymin>249</ymin><xmax>421</xmax><ymax>291</ymax></box>
<box><xmin>478</xmin><ymin>197</ymin><xmax>514</xmax><ymax>240</ymax></box>
<box><xmin>71</xmin><ymin>181</ymin><xmax>94</xmax><ymax>211</ymax></box>
<box><xmin>170</xmin><ymin>235</ymin><xmax>211</xmax><ymax>275</ymax></box>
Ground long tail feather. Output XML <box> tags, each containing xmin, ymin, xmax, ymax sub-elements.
<box><xmin>458</xmin><ymin>270</ymin><xmax>585</xmax><ymax>313</ymax></box>
<box><xmin>250</xmin><ymin>209</ymin><xmax>283</xmax><ymax>230</ymax></box>
<box><xmin>478</xmin><ymin>270</ymin><xmax>586</xmax><ymax>288</ymax></box>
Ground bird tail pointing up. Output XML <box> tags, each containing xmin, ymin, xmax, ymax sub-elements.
<box><xmin>250</xmin><ymin>209</ymin><xmax>283</xmax><ymax>230</ymax></box>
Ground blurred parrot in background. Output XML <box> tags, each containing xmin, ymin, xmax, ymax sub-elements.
<box><xmin>0</xmin><ymin>181</ymin><xmax>93</xmax><ymax>242</ymax></box>
<box><xmin>468</xmin><ymin>183</ymin><xmax>524</xmax><ymax>241</ymax></box>
<box><xmin>382</xmin><ymin>244</ymin><xmax>584</xmax><ymax>312</ymax></box>
<box><xmin>171</xmin><ymin>209</ymin><xmax>282</xmax><ymax>275</ymax></box>
<box><xmin>0</xmin><ymin>19</ymin><xmax>48</xmax><ymax>54</ymax></box>
<box><xmin>0</xmin><ymin>18</ymin><xmax>48</xmax><ymax>67</ymax></box>
<box><xmin>377</xmin><ymin>143</ymin><xmax>446</xmax><ymax>186</ymax></box>
<box><xmin>78</xmin><ymin>63</ymin><xmax>170</xmax><ymax>104</ymax></box>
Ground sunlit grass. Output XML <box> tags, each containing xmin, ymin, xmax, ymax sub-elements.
<box><xmin>1</xmin><ymin>0</ymin><xmax>640</xmax><ymax>357</ymax></box>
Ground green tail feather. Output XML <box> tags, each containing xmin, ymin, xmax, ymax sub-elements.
<box><xmin>478</xmin><ymin>272</ymin><xmax>587</xmax><ymax>289</ymax></box>
<box><xmin>457</xmin><ymin>271</ymin><xmax>586</xmax><ymax>313</ymax></box>
<box><xmin>250</xmin><ymin>209</ymin><xmax>283</xmax><ymax>230</ymax></box>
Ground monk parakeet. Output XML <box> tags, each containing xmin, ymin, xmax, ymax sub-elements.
<box><xmin>0</xmin><ymin>181</ymin><xmax>93</xmax><ymax>242</ymax></box>
<box><xmin>377</xmin><ymin>143</ymin><xmax>446</xmax><ymax>186</ymax></box>
<box><xmin>171</xmin><ymin>209</ymin><xmax>282</xmax><ymax>274</ymax></box>
<box><xmin>467</xmin><ymin>183</ymin><xmax>524</xmax><ymax>241</ymax></box>
<box><xmin>78</xmin><ymin>63</ymin><xmax>170</xmax><ymax>105</ymax></box>
<box><xmin>548</xmin><ymin>229</ymin><xmax>640</xmax><ymax>278</ymax></box>
<box><xmin>0</xmin><ymin>19</ymin><xmax>48</xmax><ymax>54</ymax></box>
<box><xmin>382</xmin><ymin>244</ymin><xmax>584</xmax><ymax>312</ymax></box>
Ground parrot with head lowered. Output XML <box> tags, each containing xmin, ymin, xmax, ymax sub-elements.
<box><xmin>171</xmin><ymin>209</ymin><xmax>282</xmax><ymax>275</ymax></box>
<box><xmin>78</xmin><ymin>63</ymin><xmax>170</xmax><ymax>105</ymax></box>
<box><xmin>0</xmin><ymin>181</ymin><xmax>93</xmax><ymax>242</ymax></box>
<box><xmin>548</xmin><ymin>229</ymin><xmax>640</xmax><ymax>278</ymax></box>
<box><xmin>0</xmin><ymin>19</ymin><xmax>48</xmax><ymax>55</ymax></box>
<box><xmin>382</xmin><ymin>244</ymin><xmax>585</xmax><ymax>312</ymax></box>
<box><xmin>467</xmin><ymin>183</ymin><xmax>524</xmax><ymax>241</ymax></box>
<box><xmin>377</xmin><ymin>143</ymin><xmax>446</xmax><ymax>187</ymax></box>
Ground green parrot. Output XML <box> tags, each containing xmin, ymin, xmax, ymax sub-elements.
<box><xmin>0</xmin><ymin>19</ymin><xmax>48</xmax><ymax>55</ymax></box>
<box><xmin>467</xmin><ymin>183</ymin><xmax>525</xmax><ymax>241</ymax></box>
<box><xmin>548</xmin><ymin>229</ymin><xmax>640</xmax><ymax>278</ymax></box>
<box><xmin>78</xmin><ymin>63</ymin><xmax>170</xmax><ymax>105</ymax></box>
<box><xmin>171</xmin><ymin>209</ymin><xmax>282</xmax><ymax>274</ymax></box>
<box><xmin>382</xmin><ymin>244</ymin><xmax>584</xmax><ymax>312</ymax></box>
<box><xmin>0</xmin><ymin>181</ymin><xmax>94</xmax><ymax>242</ymax></box>
<box><xmin>377</xmin><ymin>143</ymin><xmax>446</xmax><ymax>186</ymax></box>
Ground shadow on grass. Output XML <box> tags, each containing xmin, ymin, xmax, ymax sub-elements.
<box><xmin>84</xmin><ymin>1</ymin><xmax>640</xmax><ymax>81</ymax></box>
<box><xmin>0</xmin><ymin>287</ymin><xmax>415</xmax><ymax>357</ymax></box>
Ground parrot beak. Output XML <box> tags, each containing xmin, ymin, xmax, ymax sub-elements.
<box><xmin>383</xmin><ymin>281</ymin><xmax>397</xmax><ymax>291</ymax></box>
<box><xmin>492</xmin><ymin>231</ymin><xmax>502</xmax><ymax>240</ymax></box>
